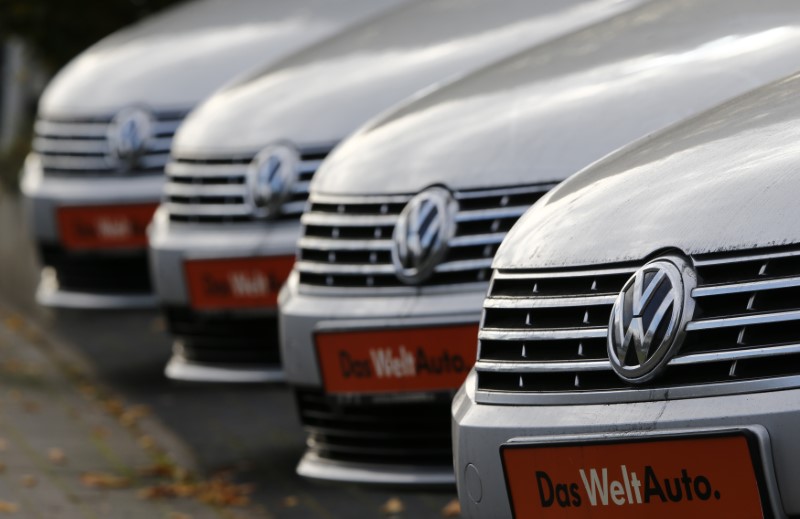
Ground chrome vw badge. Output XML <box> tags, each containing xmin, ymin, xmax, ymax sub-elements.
<box><xmin>107</xmin><ymin>107</ymin><xmax>153</xmax><ymax>171</ymax></box>
<box><xmin>391</xmin><ymin>187</ymin><xmax>457</xmax><ymax>284</ymax></box>
<box><xmin>608</xmin><ymin>256</ymin><xmax>696</xmax><ymax>384</ymax></box>
<box><xmin>247</xmin><ymin>144</ymin><xmax>300</xmax><ymax>219</ymax></box>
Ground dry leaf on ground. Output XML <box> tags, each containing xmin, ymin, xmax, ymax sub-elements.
<box><xmin>80</xmin><ymin>472</ymin><xmax>132</xmax><ymax>489</ymax></box>
<box><xmin>138</xmin><ymin>435</ymin><xmax>156</xmax><ymax>450</ymax></box>
<box><xmin>3</xmin><ymin>315</ymin><xmax>24</xmax><ymax>332</ymax></box>
<box><xmin>166</xmin><ymin>513</ymin><xmax>192</xmax><ymax>519</ymax></box>
<box><xmin>20</xmin><ymin>475</ymin><xmax>37</xmax><ymax>488</ymax></box>
<box><xmin>381</xmin><ymin>497</ymin><xmax>405</xmax><ymax>515</ymax></box>
<box><xmin>441</xmin><ymin>498</ymin><xmax>461</xmax><ymax>517</ymax></box>
<box><xmin>120</xmin><ymin>405</ymin><xmax>150</xmax><ymax>427</ymax></box>
<box><xmin>0</xmin><ymin>500</ymin><xmax>18</xmax><ymax>513</ymax></box>
<box><xmin>48</xmin><ymin>448</ymin><xmax>67</xmax><ymax>465</ymax></box>
<box><xmin>281</xmin><ymin>495</ymin><xmax>299</xmax><ymax>508</ymax></box>
<box><xmin>0</xmin><ymin>438</ymin><xmax>8</xmax><ymax>452</ymax></box>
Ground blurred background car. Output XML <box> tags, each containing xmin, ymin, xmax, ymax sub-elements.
<box><xmin>147</xmin><ymin>0</ymin><xmax>648</xmax><ymax>384</ymax></box>
<box><xmin>454</xmin><ymin>70</ymin><xmax>800</xmax><ymax>518</ymax></box>
<box><xmin>19</xmin><ymin>0</ymin><xmax>406</xmax><ymax>309</ymax></box>
<box><xmin>280</xmin><ymin>0</ymin><xmax>800</xmax><ymax>487</ymax></box>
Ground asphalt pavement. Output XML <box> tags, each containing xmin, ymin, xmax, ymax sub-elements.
<box><xmin>0</xmin><ymin>189</ymin><xmax>460</xmax><ymax>518</ymax></box>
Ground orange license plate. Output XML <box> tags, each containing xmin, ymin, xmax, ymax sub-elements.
<box><xmin>184</xmin><ymin>256</ymin><xmax>294</xmax><ymax>310</ymax></box>
<box><xmin>501</xmin><ymin>432</ymin><xmax>766</xmax><ymax>519</ymax></box>
<box><xmin>58</xmin><ymin>204</ymin><xmax>158</xmax><ymax>250</ymax></box>
<box><xmin>315</xmin><ymin>324</ymin><xmax>478</xmax><ymax>394</ymax></box>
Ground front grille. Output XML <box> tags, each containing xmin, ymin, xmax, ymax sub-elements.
<box><xmin>165</xmin><ymin>149</ymin><xmax>329</xmax><ymax>224</ymax></box>
<box><xmin>295</xmin><ymin>390</ymin><xmax>452</xmax><ymax>467</ymax></box>
<box><xmin>166</xmin><ymin>308</ymin><xmax>281</xmax><ymax>365</ymax></box>
<box><xmin>297</xmin><ymin>185</ymin><xmax>553</xmax><ymax>291</ymax></box>
<box><xmin>39</xmin><ymin>245</ymin><xmax>151</xmax><ymax>293</ymax></box>
<box><xmin>33</xmin><ymin>112</ymin><xmax>184</xmax><ymax>176</ymax></box>
<box><xmin>477</xmin><ymin>248</ymin><xmax>800</xmax><ymax>398</ymax></box>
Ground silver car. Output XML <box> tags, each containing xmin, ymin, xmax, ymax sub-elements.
<box><xmin>454</xmin><ymin>71</ymin><xmax>800</xmax><ymax>518</ymax></box>
<box><xmin>148</xmin><ymin>0</ymin><xmax>646</xmax><ymax>383</ymax></box>
<box><xmin>19</xmin><ymin>0</ymin><xmax>403</xmax><ymax>309</ymax></box>
<box><xmin>281</xmin><ymin>0</ymin><xmax>800</xmax><ymax>486</ymax></box>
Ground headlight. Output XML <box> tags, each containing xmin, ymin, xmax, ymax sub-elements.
<box><xmin>246</xmin><ymin>143</ymin><xmax>299</xmax><ymax>219</ymax></box>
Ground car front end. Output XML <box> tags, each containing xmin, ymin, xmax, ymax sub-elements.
<box><xmin>148</xmin><ymin>145</ymin><xmax>331</xmax><ymax>382</ymax></box>
<box><xmin>454</xmin><ymin>71</ymin><xmax>800</xmax><ymax>518</ymax></box>
<box><xmin>20</xmin><ymin>0</ymin><xmax>405</xmax><ymax>309</ymax></box>
<box><xmin>280</xmin><ymin>184</ymin><xmax>552</xmax><ymax>484</ymax></box>
<box><xmin>153</xmin><ymin>0</ymin><xmax>648</xmax><ymax>384</ymax></box>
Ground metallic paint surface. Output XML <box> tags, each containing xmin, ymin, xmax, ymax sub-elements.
<box><xmin>172</xmin><ymin>0</ymin><xmax>648</xmax><ymax>155</ymax></box>
<box><xmin>312</xmin><ymin>0</ymin><xmax>800</xmax><ymax>197</ymax></box>
<box><xmin>495</xmin><ymin>72</ymin><xmax>800</xmax><ymax>270</ymax></box>
<box><xmin>40</xmin><ymin>0</ymin><xmax>407</xmax><ymax>116</ymax></box>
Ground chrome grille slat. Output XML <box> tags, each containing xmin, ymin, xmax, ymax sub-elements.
<box><xmin>165</xmin><ymin>148</ymin><xmax>329</xmax><ymax>224</ymax></box>
<box><xmin>456</xmin><ymin>206</ymin><xmax>529</xmax><ymax>222</ymax></box>
<box><xmin>163</xmin><ymin>184</ymin><xmax>248</xmax><ymax>197</ymax></box>
<box><xmin>33</xmin><ymin>138</ymin><xmax>108</xmax><ymax>154</ymax></box>
<box><xmin>165</xmin><ymin>203</ymin><xmax>251</xmax><ymax>217</ymax></box>
<box><xmin>693</xmin><ymin>275</ymin><xmax>800</xmax><ymax>297</ymax></box>
<box><xmin>670</xmin><ymin>343</ymin><xmax>800</xmax><ymax>366</ymax></box>
<box><xmin>475</xmin><ymin>360</ymin><xmax>610</xmax><ymax>373</ymax></box>
<box><xmin>298</xmin><ymin>185</ymin><xmax>551</xmax><ymax>290</ymax></box>
<box><xmin>296</xmin><ymin>261</ymin><xmax>395</xmax><ymax>276</ymax></box>
<box><xmin>479</xmin><ymin>328</ymin><xmax>608</xmax><ymax>341</ymax></box>
<box><xmin>483</xmin><ymin>294</ymin><xmax>617</xmax><ymax>309</ymax></box>
<box><xmin>478</xmin><ymin>247</ymin><xmax>800</xmax><ymax>399</ymax></box>
<box><xmin>450</xmin><ymin>233</ymin><xmax>506</xmax><ymax>247</ymax></box>
<box><xmin>687</xmin><ymin>310</ymin><xmax>800</xmax><ymax>331</ymax></box>
<box><xmin>35</xmin><ymin>112</ymin><xmax>185</xmax><ymax>176</ymax></box>
<box><xmin>299</xmin><ymin>237</ymin><xmax>393</xmax><ymax>251</ymax></box>
<box><xmin>301</xmin><ymin>213</ymin><xmax>399</xmax><ymax>227</ymax></box>
<box><xmin>166</xmin><ymin>163</ymin><xmax>249</xmax><ymax>177</ymax></box>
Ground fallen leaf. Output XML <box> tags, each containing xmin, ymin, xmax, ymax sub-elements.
<box><xmin>48</xmin><ymin>448</ymin><xmax>67</xmax><ymax>465</ymax></box>
<box><xmin>120</xmin><ymin>405</ymin><xmax>150</xmax><ymax>427</ymax></box>
<box><xmin>21</xmin><ymin>401</ymin><xmax>39</xmax><ymax>414</ymax></box>
<box><xmin>20</xmin><ymin>475</ymin><xmax>37</xmax><ymax>488</ymax></box>
<box><xmin>281</xmin><ymin>495</ymin><xmax>299</xmax><ymax>508</ymax></box>
<box><xmin>441</xmin><ymin>498</ymin><xmax>461</xmax><ymax>517</ymax></box>
<box><xmin>0</xmin><ymin>463</ymin><xmax>7</xmax><ymax>474</ymax></box>
<box><xmin>78</xmin><ymin>384</ymin><xmax>97</xmax><ymax>399</ymax></box>
<box><xmin>0</xmin><ymin>500</ymin><xmax>18</xmax><ymax>513</ymax></box>
<box><xmin>80</xmin><ymin>472</ymin><xmax>132</xmax><ymax>489</ymax></box>
<box><xmin>91</xmin><ymin>426</ymin><xmax>110</xmax><ymax>440</ymax></box>
<box><xmin>166</xmin><ymin>513</ymin><xmax>191</xmax><ymax>519</ymax></box>
<box><xmin>3</xmin><ymin>315</ymin><xmax>24</xmax><ymax>332</ymax></box>
<box><xmin>381</xmin><ymin>497</ymin><xmax>405</xmax><ymax>515</ymax></box>
<box><xmin>138</xmin><ymin>435</ymin><xmax>156</xmax><ymax>450</ymax></box>
<box><xmin>139</xmin><ymin>461</ymin><xmax>177</xmax><ymax>479</ymax></box>
<box><xmin>0</xmin><ymin>438</ymin><xmax>8</xmax><ymax>452</ymax></box>
<box><xmin>103</xmin><ymin>399</ymin><xmax>125</xmax><ymax>417</ymax></box>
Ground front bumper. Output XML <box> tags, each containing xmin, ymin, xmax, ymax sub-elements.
<box><xmin>21</xmin><ymin>154</ymin><xmax>162</xmax><ymax>309</ymax></box>
<box><xmin>279</xmin><ymin>273</ymin><xmax>486</xmax><ymax>485</ymax></box>
<box><xmin>148</xmin><ymin>207</ymin><xmax>300</xmax><ymax>382</ymax></box>
<box><xmin>453</xmin><ymin>370</ymin><xmax>800</xmax><ymax>518</ymax></box>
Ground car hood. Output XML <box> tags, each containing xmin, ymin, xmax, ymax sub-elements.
<box><xmin>312</xmin><ymin>0</ymin><xmax>800</xmax><ymax>196</ymax></box>
<box><xmin>172</xmin><ymin>0</ymin><xmax>647</xmax><ymax>156</ymax></box>
<box><xmin>39</xmin><ymin>0</ymin><xmax>405</xmax><ymax>117</ymax></box>
<box><xmin>494</xmin><ymin>72</ymin><xmax>800</xmax><ymax>270</ymax></box>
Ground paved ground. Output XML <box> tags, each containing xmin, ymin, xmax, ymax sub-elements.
<box><xmin>0</xmin><ymin>189</ymin><xmax>461</xmax><ymax>518</ymax></box>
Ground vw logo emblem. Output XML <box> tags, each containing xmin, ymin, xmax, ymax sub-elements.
<box><xmin>107</xmin><ymin>107</ymin><xmax>153</xmax><ymax>171</ymax></box>
<box><xmin>608</xmin><ymin>256</ymin><xmax>696</xmax><ymax>383</ymax></box>
<box><xmin>391</xmin><ymin>187</ymin><xmax>457</xmax><ymax>285</ymax></box>
<box><xmin>247</xmin><ymin>143</ymin><xmax>299</xmax><ymax>219</ymax></box>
